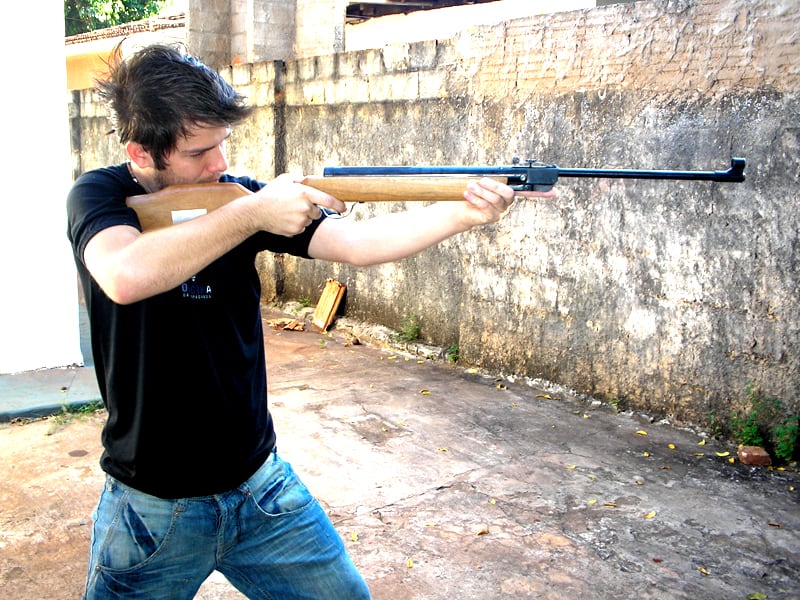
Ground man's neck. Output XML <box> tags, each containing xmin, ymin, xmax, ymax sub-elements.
<box><xmin>127</xmin><ymin>162</ymin><xmax>158</xmax><ymax>194</ymax></box>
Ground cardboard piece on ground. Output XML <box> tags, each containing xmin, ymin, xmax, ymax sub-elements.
<box><xmin>313</xmin><ymin>279</ymin><xmax>346</xmax><ymax>332</ymax></box>
<box><xmin>267</xmin><ymin>318</ymin><xmax>305</xmax><ymax>331</ymax></box>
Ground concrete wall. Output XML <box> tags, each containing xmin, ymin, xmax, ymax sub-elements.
<box><xmin>187</xmin><ymin>0</ymin><xmax>623</xmax><ymax>67</ymax></box>
<box><xmin>188</xmin><ymin>0</ymin><xmax>300</xmax><ymax>67</ymax></box>
<box><xmin>72</xmin><ymin>0</ymin><xmax>799</xmax><ymax>428</ymax></box>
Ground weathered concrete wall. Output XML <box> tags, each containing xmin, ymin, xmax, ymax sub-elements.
<box><xmin>236</xmin><ymin>0</ymin><xmax>800</xmax><ymax>426</ymax></box>
<box><xmin>71</xmin><ymin>0</ymin><xmax>799</xmax><ymax>429</ymax></box>
<box><xmin>186</xmin><ymin>0</ymin><xmax>231</xmax><ymax>67</ymax></box>
<box><xmin>69</xmin><ymin>89</ymin><xmax>127</xmax><ymax>182</ymax></box>
<box><xmin>187</xmin><ymin>0</ymin><xmax>326</xmax><ymax>67</ymax></box>
<box><xmin>186</xmin><ymin>1</ymin><xmax>616</xmax><ymax>67</ymax></box>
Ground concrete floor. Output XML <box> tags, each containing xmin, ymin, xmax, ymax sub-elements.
<box><xmin>1</xmin><ymin>306</ymin><xmax>798</xmax><ymax>599</ymax></box>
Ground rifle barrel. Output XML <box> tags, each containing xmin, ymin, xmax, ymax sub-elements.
<box><xmin>323</xmin><ymin>157</ymin><xmax>746</xmax><ymax>184</ymax></box>
<box><xmin>557</xmin><ymin>157</ymin><xmax>746</xmax><ymax>183</ymax></box>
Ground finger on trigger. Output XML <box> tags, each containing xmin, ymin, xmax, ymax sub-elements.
<box><xmin>317</xmin><ymin>193</ymin><xmax>347</xmax><ymax>215</ymax></box>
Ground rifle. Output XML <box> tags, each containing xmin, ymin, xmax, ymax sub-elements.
<box><xmin>126</xmin><ymin>157</ymin><xmax>746</xmax><ymax>231</ymax></box>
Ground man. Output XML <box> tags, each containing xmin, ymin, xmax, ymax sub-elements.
<box><xmin>67</xmin><ymin>44</ymin><xmax>554</xmax><ymax>599</ymax></box>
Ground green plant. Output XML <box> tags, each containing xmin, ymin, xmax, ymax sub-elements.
<box><xmin>48</xmin><ymin>400</ymin><xmax>104</xmax><ymax>434</ymax></box>
<box><xmin>445</xmin><ymin>343</ymin><xmax>459</xmax><ymax>363</ymax></box>
<box><xmin>773</xmin><ymin>416</ymin><xmax>799</xmax><ymax>463</ymax></box>
<box><xmin>730</xmin><ymin>409</ymin><xmax>764</xmax><ymax>447</ymax></box>
<box><xmin>297</xmin><ymin>295</ymin><xmax>312</xmax><ymax>308</ymax></box>
<box><xmin>704</xmin><ymin>410</ymin><xmax>724</xmax><ymax>439</ymax></box>
<box><xmin>730</xmin><ymin>384</ymin><xmax>798</xmax><ymax>463</ymax></box>
<box><xmin>65</xmin><ymin>0</ymin><xmax>165</xmax><ymax>36</ymax></box>
<box><xmin>394</xmin><ymin>315</ymin><xmax>420</xmax><ymax>344</ymax></box>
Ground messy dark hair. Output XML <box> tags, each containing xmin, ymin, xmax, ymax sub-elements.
<box><xmin>97</xmin><ymin>44</ymin><xmax>253</xmax><ymax>169</ymax></box>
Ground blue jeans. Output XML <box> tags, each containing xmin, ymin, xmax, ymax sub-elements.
<box><xmin>83</xmin><ymin>450</ymin><xmax>370</xmax><ymax>599</ymax></box>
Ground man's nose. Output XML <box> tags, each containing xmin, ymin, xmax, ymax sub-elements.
<box><xmin>210</xmin><ymin>145</ymin><xmax>228</xmax><ymax>174</ymax></box>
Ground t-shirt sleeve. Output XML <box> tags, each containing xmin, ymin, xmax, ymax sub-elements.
<box><xmin>67</xmin><ymin>168</ymin><xmax>142</xmax><ymax>266</ymax></box>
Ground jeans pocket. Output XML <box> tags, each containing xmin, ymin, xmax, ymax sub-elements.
<box><xmin>249</xmin><ymin>457</ymin><xmax>315</xmax><ymax>518</ymax></box>
<box><xmin>94</xmin><ymin>480</ymin><xmax>183</xmax><ymax>573</ymax></box>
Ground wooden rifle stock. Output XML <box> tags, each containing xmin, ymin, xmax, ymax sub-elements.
<box><xmin>125</xmin><ymin>176</ymin><xmax>501</xmax><ymax>231</ymax></box>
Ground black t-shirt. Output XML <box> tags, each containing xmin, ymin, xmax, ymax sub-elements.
<box><xmin>67</xmin><ymin>164</ymin><xmax>324</xmax><ymax>498</ymax></box>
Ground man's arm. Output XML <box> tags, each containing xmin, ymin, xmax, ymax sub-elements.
<box><xmin>308</xmin><ymin>178</ymin><xmax>555</xmax><ymax>266</ymax></box>
<box><xmin>84</xmin><ymin>176</ymin><xmax>344</xmax><ymax>304</ymax></box>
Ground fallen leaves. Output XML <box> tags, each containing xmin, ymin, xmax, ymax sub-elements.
<box><xmin>632</xmin><ymin>429</ymin><xmax>741</xmax><ymax>469</ymax></box>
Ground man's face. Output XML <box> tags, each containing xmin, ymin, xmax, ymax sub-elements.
<box><xmin>154</xmin><ymin>123</ymin><xmax>232</xmax><ymax>189</ymax></box>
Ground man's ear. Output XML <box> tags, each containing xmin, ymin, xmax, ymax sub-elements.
<box><xmin>126</xmin><ymin>142</ymin><xmax>155</xmax><ymax>169</ymax></box>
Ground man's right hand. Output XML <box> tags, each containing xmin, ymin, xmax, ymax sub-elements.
<box><xmin>249</xmin><ymin>174</ymin><xmax>347</xmax><ymax>236</ymax></box>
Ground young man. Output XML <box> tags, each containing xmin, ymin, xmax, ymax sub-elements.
<box><xmin>67</xmin><ymin>44</ymin><xmax>553</xmax><ymax>599</ymax></box>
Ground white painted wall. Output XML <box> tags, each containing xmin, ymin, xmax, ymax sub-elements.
<box><xmin>0</xmin><ymin>1</ymin><xmax>83</xmax><ymax>372</ymax></box>
<box><xmin>344</xmin><ymin>0</ymin><xmax>596</xmax><ymax>52</ymax></box>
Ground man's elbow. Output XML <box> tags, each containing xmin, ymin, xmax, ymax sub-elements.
<box><xmin>94</xmin><ymin>268</ymin><xmax>148</xmax><ymax>305</ymax></box>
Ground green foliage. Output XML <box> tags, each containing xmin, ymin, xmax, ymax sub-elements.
<box><xmin>297</xmin><ymin>295</ymin><xmax>312</xmax><ymax>308</ymax></box>
<box><xmin>445</xmin><ymin>343</ymin><xmax>459</xmax><ymax>364</ymax></box>
<box><xmin>730</xmin><ymin>384</ymin><xmax>799</xmax><ymax>464</ymax></box>
<box><xmin>49</xmin><ymin>400</ymin><xmax>105</xmax><ymax>433</ymax></box>
<box><xmin>772</xmin><ymin>415</ymin><xmax>799</xmax><ymax>464</ymax></box>
<box><xmin>65</xmin><ymin>0</ymin><xmax>165</xmax><ymax>36</ymax></box>
<box><xmin>730</xmin><ymin>409</ymin><xmax>765</xmax><ymax>447</ymax></box>
<box><xmin>704</xmin><ymin>410</ymin><xmax>724</xmax><ymax>439</ymax></box>
<box><xmin>394</xmin><ymin>315</ymin><xmax>420</xmax><ymax>344</ymax></box>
